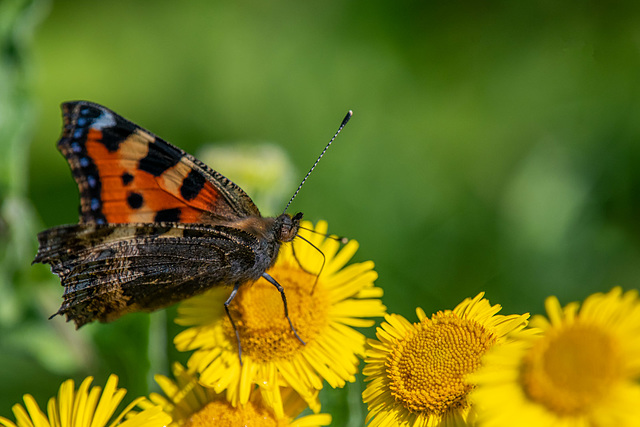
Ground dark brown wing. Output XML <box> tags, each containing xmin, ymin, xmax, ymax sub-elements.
<box><xmin>34</xmin><ymin>223</ymin><xmax>269</xmax><ymax>327</ymax></box>
<box><xmin>57</xmin><ymin>101</ymin><xmax>261</xmax><ymax>225</ymax></box>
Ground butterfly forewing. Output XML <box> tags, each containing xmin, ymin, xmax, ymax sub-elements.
<box><xmin>58</xmin><ymin>101</ymin><xmax>261</xmax><ymax>225</ymax></box>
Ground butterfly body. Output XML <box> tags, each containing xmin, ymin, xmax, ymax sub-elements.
<box><xmin>34</xmin><ymin>101</ymin><xmax>302</xmax><ymax>328</ymax></box>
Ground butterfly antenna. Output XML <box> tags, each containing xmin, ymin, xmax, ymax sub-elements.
<box><xmin>298</xmin><ymin>225</ymin><xmax>349</xmax><ymax>244</ymax></box>
<box><xmin>283</xmin><ymin>110</ymin><xmax>353</xmax><ymax>214</ymax></box>
<box><xmin>293</xmin><ymin>234</ymin><xmax>327</xmax><ymax>295</ymax></box>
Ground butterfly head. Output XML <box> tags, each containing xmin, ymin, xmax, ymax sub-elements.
<box><xmin>276</xmin><ymin>212</ymin><xmax>302</xmax><ymax>243</ymax></box>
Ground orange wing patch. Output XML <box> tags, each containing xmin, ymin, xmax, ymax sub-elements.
<box><xmin>85</xmin><ymin>129</ymin><xmax>219</xmax><ymax>223</ymax></box>
<box><xmin>56</xmin><ymin>101</ymin><xmax>252</xmax><ymax>225</ymax></box>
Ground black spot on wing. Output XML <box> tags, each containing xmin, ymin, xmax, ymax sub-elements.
<box><xmin>138</xmin><ymin>139</ymin><xmax>182</xmax><ymax>176</ymax></box>
<box><xmin>154</xmin><ymin>208</ymin><xmax>181</xmax><ymax>222</ymax></box>
<box><xmin>72</xmin><ymin>103</ymin><xmax>136</xmax><ymax>152</ymax></box>
<box><xmin>121</xmin><ymin>172</ymin><xmax>134</xmax><ymax>185</ymax></box>
<box><xmin>127</xmin><ymin>192</ymin><xmax>143</xmax><ymax>209</ymax></box>
<box><xmin>180</xmin><ymin>169</ymin><xmax>206</xmax><ymax>201</ymax></box>
<box><xmin>100</xmin><ymin>121</ymin><xmax>135</xmax><ymax>152</ymax></box>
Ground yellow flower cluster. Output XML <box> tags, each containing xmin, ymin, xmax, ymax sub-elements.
<box><xmin>4</xmin><ymin>220</ymin><xmax>639</xmax><ymax>427</ymax></box>
<box><xmin>0</xmin><ymin>375</ymin><xmax>170</xmax><ymax>427</ymax></box>
<box><xmin>1</xmin><ymin>221</ymin><xmax>385</xmax><ymax>427</ymax></box>
<box><xmin>362</xmin><ymin>287</ymin><xmax>640</xmax><ymax>427</ymax></box>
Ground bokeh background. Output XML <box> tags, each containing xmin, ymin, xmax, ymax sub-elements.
<box><xmin>2</xmin><ymin>0</ymin><xmax>640</xmax><ymax>423</ymax></box>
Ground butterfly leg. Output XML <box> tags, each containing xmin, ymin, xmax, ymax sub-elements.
<box><xmin>224</xmin><ymin>282</ymin><xmax>244</xmax><ymax>365</ymax></box>
<box><xmin>292</xmin><ymin>235</ymin><xmax>326</xmax><ymax>295</ymax></box>
<box><xmin>261</xmin><ymin>272</ymin><xmax>306</xmax><ymax>346</ymax></box>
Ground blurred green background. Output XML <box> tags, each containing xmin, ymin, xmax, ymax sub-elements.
<box><xmin>2</xmin><ymin>0</ymin><xmax>640</xmax><ymax>423</ymax></box>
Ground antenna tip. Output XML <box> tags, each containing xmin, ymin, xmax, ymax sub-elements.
<box><xmin>341</xmin><ymin>110</ymin><xmax>353</xmax><ymax>127</ymax></box>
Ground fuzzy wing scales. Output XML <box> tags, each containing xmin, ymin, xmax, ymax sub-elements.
<box><xmin>35</xmin><ymin>223</ymin><xmax>261</xmax><ymax>328</ymax></box>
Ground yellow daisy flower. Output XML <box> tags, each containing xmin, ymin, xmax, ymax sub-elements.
<box><xmin>0</xmin><ymin>375</ymin><xmax>170</xmax><ymax>427</ymax></box>
<box><xmin>470</xmin><ymin>287</ymin><xmax>640</xmax><ymax>427</ymax></box>
<box><xmin>173</xmin><ymin>220</ymin><xmax>385</xmax><ymax>415</ymax></box>
<box><xmin>362</xmin><ymin>293</ymin><xmax>530</xmax><ymax>426</ymax></box>
<box><xmin>137</xmin><ymin>362</ymin><xmax>331</xmax><ymax>426</ymax></box>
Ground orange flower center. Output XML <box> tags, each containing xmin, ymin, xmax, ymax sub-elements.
<box><xmin>185</xmin><ymin>400</ymin><xmax>287</xmax><ymax>427</ymax></box>
<box><xmin>522</xmin><ymin>322</ymin><xmax>621</xmax><ymax>415</ymax></box>
<box><xmin>226</xmin><ymin>264</ymin><xmax>330</xmax><ymax>362</ymax></box>
<box><xmin>386</xmin><ymin>312</ymin><xmax>496</xmax><ymax>415</ymax></box>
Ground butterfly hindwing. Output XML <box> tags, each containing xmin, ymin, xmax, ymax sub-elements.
<box><xmin>58</xmin><ymin>101</ymin><xmax>261</xmax><ymax>225</ymax></box>
<box><xmin>34</xmin><ymin>222</ymin><xmax>266</xmax><ymax>327</ymax></box>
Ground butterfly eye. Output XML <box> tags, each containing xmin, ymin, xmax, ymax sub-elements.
<box><xmin>276</xmin><ymin>213</ymin><xmax>300</xmax><ymax>242</ymax></box>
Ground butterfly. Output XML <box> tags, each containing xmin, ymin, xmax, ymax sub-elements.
<box><xmin>34</xmin><ymin>101</ymin><xmax>351</xmax><ymax>358</ymax></box>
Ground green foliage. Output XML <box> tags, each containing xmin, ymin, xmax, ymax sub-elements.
<box><xmin>0</xmin><ymin>0</ymin><xmax>68</xmax><ymax>413</ymax></box>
